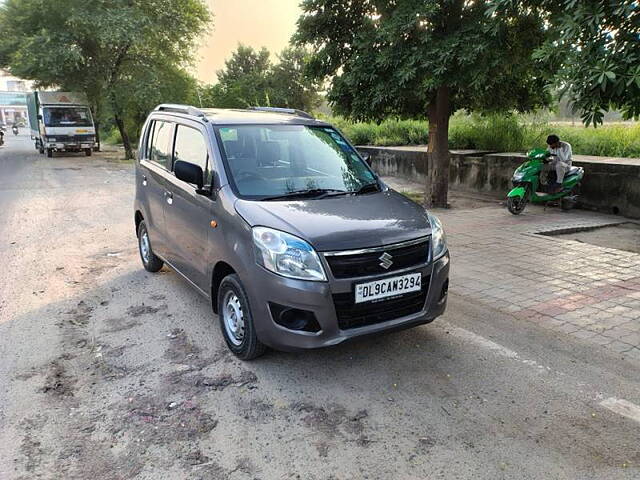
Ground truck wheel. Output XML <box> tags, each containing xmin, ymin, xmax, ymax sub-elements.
<box><xmin>137</xmin><ymin>220</ymin><xmax>164</xmax><ymax>272</ymax></box>
<box><xmin>46</xmin><ymin>148</ymin><xmax>53</xmax><ymax>158</ymax></box>
<box><xmin>85</xmin><ymin>148</ymin><xmax>92</xmax><ymax>157</ymax></box>
<box><xmin>507</xmin><ymin>196</ymin><xmax>527</xmax><ymax>215</ymax></box>
<box><xmin>218</xmin><ymin>274</ymin><xmax>266</xmax><ymax>360</ymax></box>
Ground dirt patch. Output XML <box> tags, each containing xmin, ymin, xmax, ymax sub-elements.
<box><xmin>541</xmin><ymin>222</ymin><xmax>640</xmax><ymax>254</ymax></box>
<box><xmin>291</xmin><ymin>402</ymin><xmax>372</xmax><ymax>448</ymax></box>
<box><xmin>101</xmin><ymin>317</ymin><xmax>141</xmax><ymax>333</ymax></box>
<box><xmin>18</xmin><ymin>416</ymin><xmax>47</xmax><ymax>474</ymax></box>
<box><xmin>126</xmin><ymin>303</ymin><xmax>167</xmax><ymax>317</ymax></box>
<box><xmin>65</xmin><ymin>300</ymin><xmax>94</xmax><ymax>326</ymax></box>
<box><xmin>120</xmin><ymin>394</ymin><xmax>218</xmax><ymax>444</ymax></box>
<box><xmin>42</xmin><ymin>357</ymin><xmax>76</xmax><ymax>397</ymax></box>
<box><xmin>194</xmin><ymin>371</ymin><xmax>258</xmax><ymax>391</ymax></box>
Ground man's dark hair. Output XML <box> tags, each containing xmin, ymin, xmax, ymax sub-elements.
<box><xmin>546</xmin><ymin>134</ymin><xmax>560</xmax><ymax>145</ymax></box>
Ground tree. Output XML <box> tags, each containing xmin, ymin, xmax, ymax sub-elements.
<box><xmin>269</xmin><ymin>47</ymin><xmax>322</xmax><ymax>111</ymax></box>
<box><xmin>491</xmin><ymin>0</ymin><xmax>640</xmax><ymax>126</ymax></box>
<box><xmin>204</xmin><ymin>44</ymin><xmax>273</xmax><ymax>108</ymax></box>
<box><xmin>201</xmin><ymin>44</ymin><xmax>321</xmax><ymax>112</ymax></box>
<box><xmin>0</xmin><ymin>0</ymin><xmax>210</xmax><ymax>159</ymax></box>
<box><xmin>295</xmin><ymin>0</ymin><xmax>552</xmax><ymax>207</ymax></box>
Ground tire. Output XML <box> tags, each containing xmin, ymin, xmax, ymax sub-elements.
<box><xmin>561</xmin><ymin>196</ymin><xmax>577</xmax><ymax>211</ymax></box>
<box><xmin>137</xmin><ymin>220</ymin><xmax>164</xmax><ymax>272</ymax></box>
<box><xmin>85</xmin><ymin>148</ymin><xmax>92</xmax><ymax>157</ymax></box>
<box><xmin>507</xmin><ymin>195</ymin><xmax>527</xmax><ymax>215</ymax></box>
<box><xmin>218</xmin><ymin>274</ymin><xmax>266</xmax><ymax>360</ymax></box>
<box><xmin>39</xmin><ymin>143</ymin><xmax>44</xmax><ymax>154</ymax></box>
<box><xmin>46</xmin><ymin>148</ymin><xmax>53</xmax><ymax>158</ymax></box>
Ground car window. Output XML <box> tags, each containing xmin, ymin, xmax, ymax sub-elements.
<box><xmin>149</xmin><ymin>120</ymin><xmax>174</xmax><ymax>169</ymax></box>
<box><xmin>174</xmin><ymin>125</ymin><xmax>208</xmax><ymax>176</ymax></box>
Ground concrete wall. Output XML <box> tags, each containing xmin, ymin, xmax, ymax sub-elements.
<box><xmin>358</xmin><ymin>146</ymin><xmax>640</xmax><ymax>219</ymax></box>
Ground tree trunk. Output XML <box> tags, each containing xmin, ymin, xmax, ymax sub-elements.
<box><xmin>114</xmin><ymin>114</ymin><xmax>134</xmax><ymax>160</ymax></box>
<box><xmin>424</xmin><ymin>86</ymin><xmax>451</xmax><ymax>208</ymax></box>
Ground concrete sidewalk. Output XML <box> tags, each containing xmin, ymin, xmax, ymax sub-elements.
<box><xmin>385</xmin><ymin>177</ymin><xmax>640</xmax><ymax>361</ymax></box>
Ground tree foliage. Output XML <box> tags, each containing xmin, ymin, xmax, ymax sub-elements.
<box><xmin>0</xmin><ymin>0</ymin><xmax>210</xmax><ymax>158</ymax></box>
<box><xmin>491</xmin><ymin>0</ymin><xmax>640</xmax><ymax>126</ymax></box>
<box><xmin>294</xmin><ymin>0</ymin><xmax>553</xmax><ymax>206</ymax></box>
<box><xmin>295</xmin><ymin>0</ymin><xmax>551</xmax><ymax>120</ymax></box>
<box><xmin>201</xmin><ymin>44</ymin><xmax>321</xmax><ymax>112</ymax></box>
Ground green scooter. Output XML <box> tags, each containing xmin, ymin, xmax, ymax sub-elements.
<box><xmin>507</xmin><ymin>148</ymin><xmax>584</xmax><ymax>215</ymax></box>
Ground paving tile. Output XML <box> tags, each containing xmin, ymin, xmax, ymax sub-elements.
<box><xmin>436</xmin><ymin>204</ymin><xmax>640</xmax><ymax>354</ymax></box>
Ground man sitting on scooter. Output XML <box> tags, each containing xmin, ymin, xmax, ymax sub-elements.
<box><xmin>546</xmin><ymin>134</ymin><xmax>572</xmax><ymax>193</ymax></box>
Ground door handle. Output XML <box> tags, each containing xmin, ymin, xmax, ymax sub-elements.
<box><xmin>165</xmin><ymin>191</ymin><xmax>173</xmax><ymax>205</ymax></box>
<box><xmin>142</xmin><ymin>175</ymin><xmax>147</xmax><ymax>186</ymax></box>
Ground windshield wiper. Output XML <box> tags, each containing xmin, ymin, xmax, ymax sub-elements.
<box><xmin>261</xmin><ymin>188</ymin><xmax>347</xmax><ymax>201</ymax></box>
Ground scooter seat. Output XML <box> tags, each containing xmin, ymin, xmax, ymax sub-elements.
<box><xmin>567</xmin><ymin>166</ymin><xmax>582</xmax><ymax>176</ymax></box>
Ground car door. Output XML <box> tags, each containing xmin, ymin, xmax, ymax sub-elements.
<box><xmin>138</xmin><ymin>119</ymin><xmax>175</xmax><ymax>258</ymax></box>
<box><xmin>163</xmin><ymin>121</ymin><xmax>215</xmax><ymax>292</ymax></box>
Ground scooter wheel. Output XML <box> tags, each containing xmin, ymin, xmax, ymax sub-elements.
<box><xmin>507</xmin><ymin>196</ymin><xmax>527</xmax><ymax>215</ymax></box>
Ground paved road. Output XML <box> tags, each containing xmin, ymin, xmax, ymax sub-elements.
<box><xmin>1</xmin><ymin>135</ymin><xmax>639</xmax><ymax>479</ymax></box>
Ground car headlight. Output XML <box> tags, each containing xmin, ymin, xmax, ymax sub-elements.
<box><xmin>428</xmin><ymin>213</ymin><xmax>447</xmax><ymax>260</ymax></box>
<box><xmin>47</xmin><ymin>137</ymin><xmax>57</xmax><ymax>142</ymax></box>
<box><xmin>252</xmin><ymin>226</ymin><xmax>327</xmax><ymax>281</ymax></box>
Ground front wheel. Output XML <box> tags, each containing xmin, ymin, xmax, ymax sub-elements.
<box><xmin>46</xmin><ymin>148</ymin><xmax>53</xmax><ymax>158</ymax></box>
<box><xmin>85</xmin><ymin>148</ymin><xmax>92</xmax><ymax>157</ymax></box>
<box><xmin>507</xmin><ymin>195</ymin><xmax>528</xmax><ymax>215</ymax></box>
<box><xmin>218</xmin><ymin>274</ymin><xmax>266</xmax><ymax>360</ymax></box>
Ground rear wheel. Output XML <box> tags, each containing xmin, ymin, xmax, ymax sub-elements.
<box><xmin>137</xmin><ymin>220</ymin><xmax>164</xmax><ymax>272</ymax></box>
<box><xmin>507</xmin><ymin>195</ymin><xmax>528</xmax><ymax>215</ymax></box>
<box><xmin>218</xmin><ymin>274</ymin><xmax>266</xmax><ymax>360</ymax></box>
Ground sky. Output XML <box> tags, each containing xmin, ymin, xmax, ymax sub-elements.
<box><xmin>195</xmin><ymin>0</ymin><xmax>302</xmax><ymax>84</ymax></box>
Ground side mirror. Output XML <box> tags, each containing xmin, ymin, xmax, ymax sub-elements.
<box><xmin>174</xmin><ymin>160</ymin><xmax>203</xmax><ymax>190</ymax></box>
<box><xmin>361</xmin><ymin>152</ymin><xmax>372</xmax><ymax>166</ymax></box>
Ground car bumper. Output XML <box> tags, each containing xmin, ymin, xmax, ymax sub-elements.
<box><xmin>242</xmin><ymin>252</ymin><xmax>450</xmax><ymax>351</ymax></box>
<box><xmin>46</xmin><ymin>142</ymin><xmax>97</xmax><ymax>150</ymax></box>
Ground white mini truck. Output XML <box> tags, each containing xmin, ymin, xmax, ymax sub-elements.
<box><xmin>27</xmin><ymin>91</ymin><xmax>98</xmax><ymax>157</ymax></box>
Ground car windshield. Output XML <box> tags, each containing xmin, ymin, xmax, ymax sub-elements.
<box><xmin>217</xmin><ymin>125</ymin><xmax>377</xmax><ymax>199</ymax></box>
<box><xmin>43</xmin><ymin>107</ymin><xmax>93</xmax><ymax>127</ymax></box>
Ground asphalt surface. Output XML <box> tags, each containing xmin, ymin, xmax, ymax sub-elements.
<box><xmin>1</xmin><ymin>134</ymin><xmax>639</xmax><ymax>480</ymax></box>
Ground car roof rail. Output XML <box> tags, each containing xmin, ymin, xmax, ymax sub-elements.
<box><xmin>155</xmin><ymin>104</ymin><xmax>208</xmax><ymax>120</ymax></box>
<box><xmin>248</xmin><ymin>106</ymin><xmax>315</xmax><ymax>119</ymax></box>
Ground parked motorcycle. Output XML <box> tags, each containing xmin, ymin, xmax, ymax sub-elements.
<box><xmin>12</xmin><ymin>125</ymin><xmax>19</xmax><ymax>135</ymax></box>
<box><xmin>507</xmin><ymin>148</ymin><xmax>584</xmax><ymax>215</ymax></box>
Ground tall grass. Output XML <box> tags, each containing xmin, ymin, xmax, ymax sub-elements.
<box><xmin>328</xmin><ymin>113</ymin><xmax>640</xmax><ymax>158</ymax></box>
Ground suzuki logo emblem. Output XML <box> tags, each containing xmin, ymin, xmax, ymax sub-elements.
<box><xmin>379</xmin><ymin>252</ymin><xmax>393</xmax><ymax>269</ymax></box>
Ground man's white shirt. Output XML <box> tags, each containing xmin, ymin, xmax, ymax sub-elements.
<box><xmin>548</xmin><ymin>141</ymin><xmax>572</xmax><ymax>165</ymax></box>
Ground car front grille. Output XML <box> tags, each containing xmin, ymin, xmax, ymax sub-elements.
<box><xmin>333</xmin><ymin>276</ymin><xmax>429</xmax><ymax>330</ymax></box>
<box><xmin>324</xmin><ymin>238</ymin><xmax>429</xmax><ymax>279</ymax></box>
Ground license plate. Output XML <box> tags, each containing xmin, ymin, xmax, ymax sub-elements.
<box><xmin>355</xmin><ymin>272</ymin><xmax>422</xmax><ymax>304</ymax></box>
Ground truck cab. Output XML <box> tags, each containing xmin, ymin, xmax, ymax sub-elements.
<box><xmin>27</xmin><ymin>92</ymin><xmax>98</xmax><ymax>157</ymax></box>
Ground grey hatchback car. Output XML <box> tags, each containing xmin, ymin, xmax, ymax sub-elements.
<box><xmin>134</xmin><ymin>104</ymin><xmax>449</xmax><ymax>359</ymax></box>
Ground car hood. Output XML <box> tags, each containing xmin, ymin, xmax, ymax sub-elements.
<box><xmin>234</xmin><ymin>190</ymin><xmax>432</xmax><ymax>251</ymax></box>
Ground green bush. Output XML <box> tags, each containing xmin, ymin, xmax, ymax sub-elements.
<box><xmin>102</xmin><ymin>128</ymin><xmax>122</xmax><ymax>145</ymax></box>
<box><xmin>327</xmin><ymin>113</ymin><xmax>640</xmax><ymax>158</ymax></box>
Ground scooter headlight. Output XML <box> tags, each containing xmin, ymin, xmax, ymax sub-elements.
<box><xmin>428</xmin><ymin>213</ymin><xmax>448</xmax><ymax>260</ymax></box>
<box><xmin>252</xmin><ymin>226</ymin><xmax>327</xmax><ymax>281</ymax></box>
<box><xmin>513</xmin><ymin>171</ymin><xmax>525</xmax><ymax>181</ymax></box>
